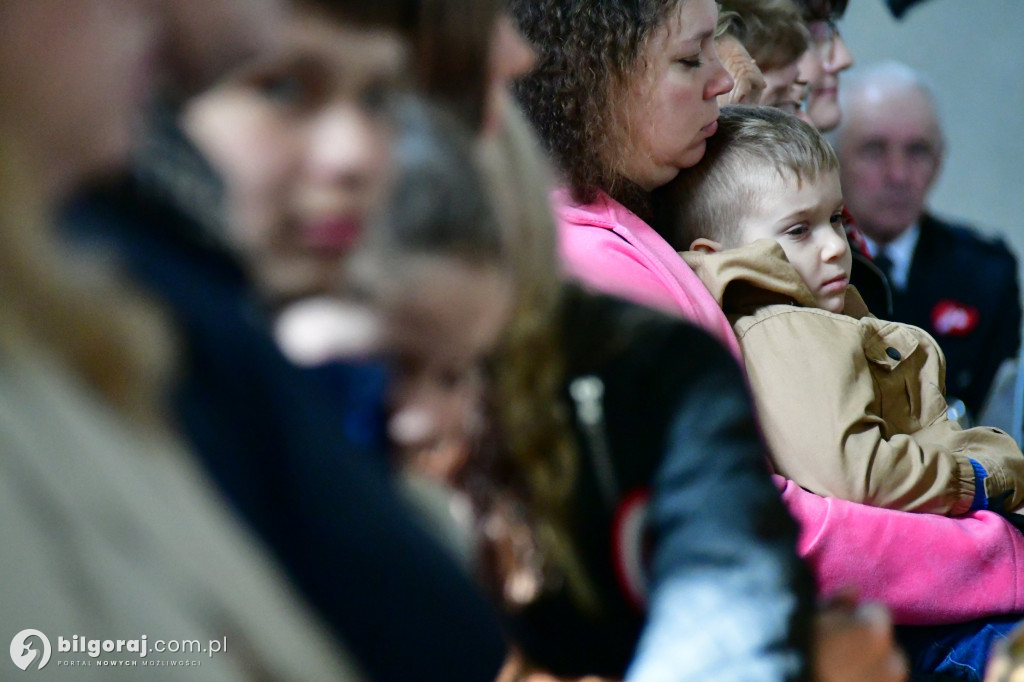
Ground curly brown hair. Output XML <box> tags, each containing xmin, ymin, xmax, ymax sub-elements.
<box><xmin>0</xmin><ymin>140</ymin><xmax>175</xmax><ymax>429</ymax></box>
<box><xmin>508</xmin><ymin>0</ymin><xmax>684</xmax><ymax>206</ymax></box>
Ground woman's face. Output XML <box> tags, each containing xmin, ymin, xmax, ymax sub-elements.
<box><xmin>615</xmin><ymin>0</ymin><xmax>734</xmax><ymax>191</ymax></box>
<box><xmin>185</xmin><ymin>9</ymin><xmax>406</xmax><ymax>305</ymax></box>
<box><xmin>797</xmin><ymin>20</ymin><xmax>854</xmax><ymax>132</ymax></box>
<box><xmin>760</xmin><ymin>60</ymin><xmax>802</xmax><ymax>115</ymax></box>
<box><xmin>0</xmin><ymin>0</ymin><xmax>158</xmax><ymax>198</ymax></box>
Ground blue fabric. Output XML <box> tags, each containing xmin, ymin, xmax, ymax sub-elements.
<box><xmin>968</xmin><ymin>458</ymin><xmax>988</xmax><ymax>511</ymax></box>
<box><xmin>896</xmin><ymin>613</ymin><xmax>1024</xmax><ymax>681</ymax></box>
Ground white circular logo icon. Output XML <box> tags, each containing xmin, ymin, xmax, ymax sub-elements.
<box><xmin>10</xmin><ymin>630</ymin><xmax>51</xmax><ymax>671</ymax></box>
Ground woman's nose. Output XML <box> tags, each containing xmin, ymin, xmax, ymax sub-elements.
<box><xmin>306</xmin><ymin>103</ymin><xmax>388</xmax><ymax>189</ymax></box>
<box><xmin>826</xmin><ymin>34</ymin><xmax>854</xmax><ymax>73</ymax></box>
<box><xmin>705</xmin><ymin>45</ymin><xmax>735</xmax><ymax>100</ymax></box>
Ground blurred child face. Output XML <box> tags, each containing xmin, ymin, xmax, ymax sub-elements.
<box><xmin>0</xmin><ymin>0</ymin><xmax>158</xmax><ymax>197</ymax></box>
<box><xmin>185</xmin><ymin>8</ymin><xmax>406</xmax><ymax>305</ymax></box>
<box><xmin>736</xmin><ymin>168</ymin><xmax>851</xmax><ymax>313</ymax></box>
<box><xmin>383</xmin><ymin>259</ymin><xmax>513</xmax><ymax>475</ymax></box>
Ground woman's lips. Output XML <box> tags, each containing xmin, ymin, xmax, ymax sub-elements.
<box><xmin>701</xmin><ymin>119</ymin><xmax>719</xmax><ymax>136</ymax></box>
<box><xmin>300</xmin><ymin>217</ymin><xmax>363</xmax><ymax>254</ymax></box>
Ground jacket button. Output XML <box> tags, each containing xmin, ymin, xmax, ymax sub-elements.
<box><xmin>886</xmin><ymin>347</ymin><xmax>902</xmax><ymax>361</ymax></box>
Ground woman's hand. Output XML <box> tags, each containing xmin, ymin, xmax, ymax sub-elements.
<box><xmin>715</xmin><ymin>35</ymin><xmax>765</xmax><ymax>106</ymax></box>
<box><xmin>813</xmin><ymin>595</ymin><xmax>908</xmax><ymax>682</ymax></box>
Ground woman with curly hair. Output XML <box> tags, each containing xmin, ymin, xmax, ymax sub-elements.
<box><xmin>510</xmin><ymin>0</ymin><xmax>742</xmax><ymax>352</ymax></box>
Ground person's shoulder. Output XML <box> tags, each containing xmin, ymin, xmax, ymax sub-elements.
<box><xmin>560</xmin><ymin>285</ymin><xmax>731</xmax><ymax>375</ymax></box>
<box><xmin>923</xmin><ymin>213</ymin><xmax>1017</xmax><ymax>265</ymax></box>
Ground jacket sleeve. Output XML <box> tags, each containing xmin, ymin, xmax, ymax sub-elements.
<box><xmin>627</xmin><ymin>326</ymin><xmax>812</xmax><ymax>682</ymax></box>
<box><xmin>778</xmin><ymin>476</ymin><xmax>1024</xmax><ymax>625</ymax></box>
<box><xmin>740</xmin><ymin>310</ymin><xmax>1024</xmax><ymax>516</ymax></box>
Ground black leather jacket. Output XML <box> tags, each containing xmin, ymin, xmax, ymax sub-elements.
<box><xmin>506</xmin><ymin>286</ymin><xmax>813</xmax><ymax>681</ymax></box>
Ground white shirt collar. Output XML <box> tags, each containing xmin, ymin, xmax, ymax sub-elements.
<box><xmin>863</xmin><ymin>223</ymin><xmax>920</xmax><ymax>291</ymax></box>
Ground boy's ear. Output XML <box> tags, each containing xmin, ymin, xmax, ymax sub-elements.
<box><xmin>689</xmin><ymin>237</ymin><xmax>724</xmax><ymax>254</ymax></box>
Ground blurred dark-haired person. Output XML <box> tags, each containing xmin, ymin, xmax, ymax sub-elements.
<box><xmin>62</xmin><ymin>1</ymin><xmax>513</xmax><ymax>681</ymax></box>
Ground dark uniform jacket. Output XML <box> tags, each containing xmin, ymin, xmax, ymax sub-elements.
<box><xmin>890</xmin><ymin>213</ymin><xmax>1021</xmax><ymax>416</ymax></box>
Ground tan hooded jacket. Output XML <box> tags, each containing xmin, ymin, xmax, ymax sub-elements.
<box><xmin>683</xmin><ymin>240</ymin><xmax>1024</xmax><ymax>516</ymax></box>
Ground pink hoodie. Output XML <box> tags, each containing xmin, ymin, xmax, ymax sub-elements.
<box><xmin>556</xmin><ymin>188</ymin><xmax>1024</xmax><ymax>625</ymax></box>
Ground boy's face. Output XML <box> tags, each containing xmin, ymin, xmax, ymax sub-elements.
<box><xmin>735</xmin><ymin>168</ymin><xmax>851</xmax><ymax>313</ymax></box>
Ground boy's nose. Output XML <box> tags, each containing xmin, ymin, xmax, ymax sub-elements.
<box><xmin>821</xmin><ymin>229</ymin><xmax>848</xmax><ymax>261</ymax></box>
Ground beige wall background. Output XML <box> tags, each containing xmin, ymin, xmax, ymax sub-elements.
<box><xmin>840</xmin><ymin>0</ymin><xmax>1024</xmax><ymax>260</ymax></box>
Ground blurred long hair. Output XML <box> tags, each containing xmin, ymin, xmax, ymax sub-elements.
<box><xmin>0</xmin><ymin>137</ymin><xmax>174</xmax><ymax>428</ymax></box>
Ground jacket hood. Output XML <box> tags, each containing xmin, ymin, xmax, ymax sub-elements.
<box><xmin>681</xmin><ymin>239</ymin><xmax>870</xmax><ymax>319</ymax></box>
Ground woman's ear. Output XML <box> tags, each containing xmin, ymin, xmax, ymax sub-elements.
<box><xmin>689</xmin><ymin>237</ymin><xmax>723</xmax><ymax>254</ymax></box>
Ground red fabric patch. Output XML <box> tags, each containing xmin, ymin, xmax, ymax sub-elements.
<box><xmin>611</xmin><ymin>487</ymin><xmax>651</xmax><ymax>612</ymax></box>
<box><xmin>843</xmin><ymin>212</ymin><xmax>871</xmax><ymax>258</ymax></box>
<box><xmin>931</xmin><ymin>300</ymin><xmax>980</xmax><ymax>337</ymax></box>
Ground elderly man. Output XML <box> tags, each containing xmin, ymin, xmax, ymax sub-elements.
<box><xmin>834</xmin><ymin>61</ymin><xmax>1021</xmax><ymax>418</ymax></box>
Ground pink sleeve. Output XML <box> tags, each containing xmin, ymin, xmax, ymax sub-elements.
<box><xmin>559</xmin><ymin>221</ymin><xmax>683</xmax><ymax>316</ymax></box>
<box><xmin>775</xmin><ymin>475</ymin><xmax>1024</xmax><ymax>625</ymax></box>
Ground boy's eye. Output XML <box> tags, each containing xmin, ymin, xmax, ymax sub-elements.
<box><xmin>785</xmin><ymin>224</ymin><xmax>809</xmax><ymax>238</ymax></box>
<box><xmin>830</xmin><ymin>212</ymin><xmax>846</xmax><ymax>228</ymax></box>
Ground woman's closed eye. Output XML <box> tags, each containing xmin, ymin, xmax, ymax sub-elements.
<box><xmin>677</xmin><ymin>54</ymin><xmax>703</xmax><ymax>68</ymax></box>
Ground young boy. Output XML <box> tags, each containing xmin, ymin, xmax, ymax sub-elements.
<box><xmin>662</xmin><ymin>105</ymin><xmax>1024</xmax><ymax>517</ymax></box>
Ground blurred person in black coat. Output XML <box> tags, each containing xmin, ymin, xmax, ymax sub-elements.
<box><xmin>834</xmin><ymin>61</ymin><xmax>1021</xmax><ymax>418</ymax></box>
<box><xmin>61</xmin><ymin>2</ymin><xmax>511</xmax><ymax>681</ymax></box>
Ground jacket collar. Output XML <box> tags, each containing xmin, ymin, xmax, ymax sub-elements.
<box><xmin>681</xmin><ymin>239</ymin><xmax>871</xmax><ymax>319</ymax></box>
<box><xmin>553</xmin><ymin>188</ymin><xmax>646</xmax><ymax>233</ymax></box>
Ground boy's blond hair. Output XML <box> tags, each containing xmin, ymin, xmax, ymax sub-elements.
<box><xmin>662</xmin><ymin>105</ymin><xmax>840</xmax><ymax>250</ymax></box>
